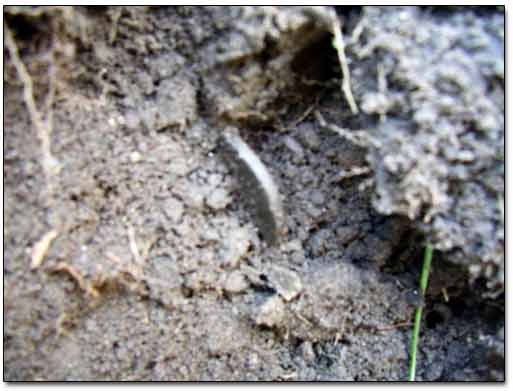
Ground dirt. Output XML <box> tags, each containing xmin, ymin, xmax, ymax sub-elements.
<box><xmin>4</xmin><ymin>6</ymin><xmax>504</xmax><ymax>381</ymax></box>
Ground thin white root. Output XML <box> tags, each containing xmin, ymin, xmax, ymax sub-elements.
<box><xmin>349</xmin><ymin>17</ymin><xmax>366</xmax><ymax>45</ymax></box>
<box><xmin>338</xmin><ymin>166</ymin><xmax>371</xmax><ymax>180</ymax></box>
<box><xmin>108</xmin><ymin>7</ymin><xmax>122</xmax><ymax>44</ymax></box>
<box><xmin>332</xmin><ymin>19</ymin><xmax>359</xmax><ymax>115</ymax></box>
<box><xmin>315</xmin><ymin>110</ymin><xmax>379</xmax><ymax>149</ymax></box>
<box><xmin>127</xmin><ymin>224</ymin><xmax>143</xmax><ymax>266</ymax></box>
<box><xmin>5</xmin><ymin>25</ymin><xmax>60</xmax><ymax>180</ymax></box>
<box><xmin>377</xmin><ymin>63</ymin><xmax>387</xmax><ymax>123</ymax></box>
<box><xmin>43</xmin><ymin>49</ymin><xmax>56</xmax><ymax>129</ymax></box>
<box><xmin>53</xmin><ymin>262</ymin><xmax>100</xmax><ymax>298</ymax></box>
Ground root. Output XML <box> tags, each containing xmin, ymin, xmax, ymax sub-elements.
<box><xmin>331</xmin><ymin>19</ymin><xmax>359</xmax><ymax>115</ymax></box>
<box><xmin>315</xmin><ymin>110</ymin><xmax>379</xmax><ymax>148</ymax></box>
<box><xmin>337</xmin><ymin>166</ymin><xmax>372</xmax><ymax>180</ymax></box>
<box><xmin>108</xmin><ymin>7</ymin><xmax>123</xmax><ymax>44</ymax></box>
<box><xmin>52</xmin><ymin>262</ymin><xmax>100</xmax><ymax>299</ymax></box>
<box><xmin>4</xmin><ymin>25</ymin><xmax>60</xmax><ymax>188</ymax></box>
<box><xmin>377</xmin><ymin>63</ymin><xmax>388</xmax><ymax>123</ymax></box>
<box><xmin>127</xmin><ymin>223</ymin><xmax>143</xmax><ymax>267</ymax></box>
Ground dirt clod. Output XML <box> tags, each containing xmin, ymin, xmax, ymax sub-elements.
<box><xmin>254</xmin><ymin>295</ymin><xmax>286</xmax><ymax>328</ymax></box>
<box><xmin>266</xmin><ymin>265</ymin><xmax>303</xmax><ymax>302</ymax></box>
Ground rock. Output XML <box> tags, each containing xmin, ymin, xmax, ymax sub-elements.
<box><xmin>206</xmin><ymin>315</ymin><xmax>245</xmax><ymax>355</ymax></box>
<box><xmin>221</xmin><ymin>227</ymin><xmax>251</xmax><ymax>268</ymax></box>
<box><xmin>361</xmin><ymin>92</ymin><xmax>392</xmax><ymax>115</ymax></box>
<box><xmin>310</xmin><ymin>189</ymin><xmax>325</xmax><ymax>206</ymax></box>
<box><xmin>140</xmin><ymin>76</ymin><xmax>197</xmax><ymax>131</ymax></box>
<box><xmin>224</xmin><ymin>271</ymin><xmax>249</xmax><ymax>293</ymax></box>
<box><xmin>298</xmin><ymin>123</ymin><xmax>321</xmax><ymax>151</ymax></box>
<box><xmin>181</xmin><ymin>184</ymin><xmax>206</xmax><ymax>209</ymax></box>
<box><xmin>206</xmin><ymin>188</ymin><xmax>232</xmax><ymax>210</ymax></box>
<box><xmin>336</xmin><ymin>226</ymin><xmax>359</xmax><ymax>245</ymax></box>
<box><xmin>309</xmin><ymin>229</ymin><xmax>331</xmax><ymax>257</ymax></box>
<box><xmin>184</xmin><ymin>269</ymin><xmax>218</xmax><ymax>292</ymax></box>
<box><xmin>254</xmin><ymin>295</ymin><xmax>285</xmax><ymax>327</ymax></box>
<box><xmin>164</xmin><ymin>198</ymin><xmax>184</xmax><ymax>223</ymax></box>
<box><xmin>266</xmin><ymin>265</ymin><xmax>302</xmax><ymax>301</ymax></box>
<box><xmin>129</xmin><ymin>151</ymin><xmax>143</xmax><ymax>163</ymax></box>
<box><xmin>280</xmin><ymin>239</ymin><xmax>303</xmax><ymax>253</ymax></box>
<box><xmin>300</xmin><ymin>341</ymin><xmax>316</xmax><ymax>363</ymax></box>
<box><xmin>283</xmin><ymin>136</ymin><xmax>304</xmax><ymax>163</ymax></box>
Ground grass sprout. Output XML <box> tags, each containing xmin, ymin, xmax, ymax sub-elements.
<box><xmin>408</xmin><ymin>244</ymin><xmax>434</xmax><ymax>381</ymax></box>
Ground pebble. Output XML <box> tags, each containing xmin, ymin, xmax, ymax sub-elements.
<box><xmin>224</xmin><ymin>271</ymin><xmax>249</xmax><ymax>293</ymax></box>
<box><xmin>280</xmin><ymin>239</ymin><xmax>303</xmax><ymax>253</ymax></box>
<box><xmin>283</xmin><ymin>136</ymin><xmax>304</xmax><ymax>162</ymax></box>
<box><xmin>310</xmin><ymin>189</ymin><xmax>325</xmax><ymax>206</ymax></box>
<box><xmin>300</xmin><ymin>341</ymin><xmax>316</xmax><ymax>363</ymax></box>
<box><xmin>164</xmin><ymin>198</ymin><xmax>184</xmax><ymax>223</ymax></box>
<box><xmin>181</xmin><ymin>185</ymin><xmax>205</xmax><ymax>209</ymax></box>
<box><xmin>298</xmin><ymin>123</ymin><xmax>321</xmax><ymax>151</ymax></box>
<box><xmin>266</xmin><ymin>265</ymin><xmax>303</xmax><ymax>301</ymax></box>
<box><xmin>361</xmin><ymin>92</ymin><xmax>391</xmax><ymax>115</ymax></box>
<box><xmin>309</xmin><ymin>229</ymin><xmax>331</xmax><ymax>256</ymax></box>
<box><xmin>254</xmin><ymin>295</ymin><xmax>285</xmax><ymax>327</ymax></box>
<box><xmin>336</xmin><ymin>226</ymin><xmax>359</xmax><ymax>245</ymax></box>
<box><xmin>425</xmin><ymin>360</ymin><xmax>444</xmax><ymax>381</ymax></box>
<box><xmin>205</xmin><ymin>188</ymin><xmax>232</xmax><ymax>210</ymax></box>
<box><xmin>129</xmin><ymin>151</ymin><xmax>143</xmax><ymax>163</ymax></box>
<box><xmin>222</xmin><ymin>228</ymin><xmax>251</xmax><ymax>268</ymax></box>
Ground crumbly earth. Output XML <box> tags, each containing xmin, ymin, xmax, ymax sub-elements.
<box><xmin>4</xmin><ymin>6</ymin><xmax>504</xmax><ymax>381</ymax></box>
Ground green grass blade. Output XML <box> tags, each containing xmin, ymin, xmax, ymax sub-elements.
<box><xmin>408</xmin><ymin>244</ymin><xmax>434</xmax><ymax>381</ymax></box>
<box><xmin>419</xmin><ymin>244</ymin><xmax>434</xmax><ymax>295</ymax></box>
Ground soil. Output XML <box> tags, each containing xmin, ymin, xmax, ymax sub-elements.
<box><xmin>4</xmin><ymin>6</ymin><xmax>504</xmax><ymax>381</ymax></box>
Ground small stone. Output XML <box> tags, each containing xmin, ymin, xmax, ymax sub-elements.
<box><xmin>298</xmin><ymin>124</ymin><xmax>321</xmax><ymax>151</ymax></box>
<box><xmin>310</xmin><ymin>189</ymin><xmax>325</xmax><ymax>206</ymax></box>
<box><xmin>137</xmin><ymin>72</ymin><xmax>155</xmax><ymax>96</ymax></box>
<box><xmin>124</xmin><ymin>110</ymin><xmax>141</xmax><ymax>130</ymax></box>
<box><xmin>169</xmin><ymin>157</ymin><xmax>191</xmax><ymax>177</ymax></box>
<box><xmin>206</xmin><ymin>318</ymin><xmax>244</xmax><ymax>355</ymax></box>
<box><xmin>208</xmin><ymin>173</ymin><xmax>224</xmax><ymax>187</ymax></box>
<box><xmin>425</xmin><ymin>360</ymin><xmax>444</xmax><ymax>381</ymax></box>
<box><xmin>130</xmin><ymin>151</ymin><xmax>143</xmax><ymax>163</ymax></box>
<box><xmin>477</xmin><ymin>114</ymin><xmax>498</xmax><ymax>132</ymax></box>
<box><xmin>206</xmin><ymin>188</ymin><xmax>232</xmax><ymax>210</ymax></box>
<box><xmin>224</xmin><ymin>271</ymin><xmax>249</xmax><ymax>293</ymax></box>
<box><xmin>164</xmin><ymin>198</ymin><xmax>184</xmax><ymax>223</ymax></box>
<box><xmin>255</xmin><ymin>295</ymin><xmax>285</xmax><ymax>327</ymax></box>
<box><xmin>305</xmin><ymin>202</ymin><xmax>323</xmax><ymax>219</ymax></box>
<box><xmin>300</xmin><ymin>341</ymin><xmax>316</xmax><ymax>363</ymax></box>
<box><xmin>309</xmin><ymin>229</ymin><xmax>331</xmax><ymax>257</ymax></box>
<box><xmin>280</xmin><ymin>239</ymin><xmax>303</xmax><ymax>253</ymax></box>
<box><xmin>181</xmin><ymin>185</ymin><xmax>205</xmax><ymax>209</ymax></box>
<box><xmin>267</xmin><ymin>265</ymin><xmax>302</xmax><ymax>301</ymax></box>
<box><xmin>361</xmin><ymin>92</ymin><xmax>390</xmax><ymax>115</ymax></box>
<box><xmin>414</xmin><ymin>105</ymin><xmax>437</xmax><ymax>125</ymax></box>
<box><xmin>336</xmin><ymin>226</ymin><xmax>359</xmax><ymax>245</ymax></box>
<box><xmin>246</xmin><ymin>353</ymin><xmax>260</xmax><ymax>370</ymax></box>
<box><xmin>222</xmin><ymin>227</ymin><xmax>251</xmax><ymax>268</ymax></box>
<box><xmin>184</xmin><ymin>269</ymin><xmax>218</xmax><ymax>292</ymax></box>
<box><xmin>283</xmin><ymin>136</ymin><xmax>304</xmax><ymax>162</ymax></box>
